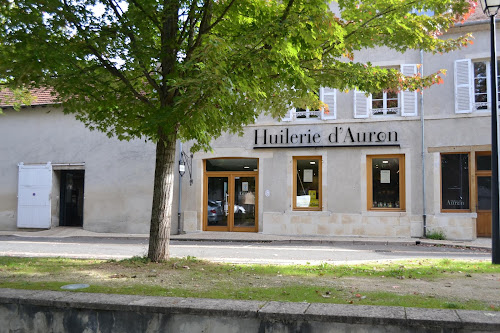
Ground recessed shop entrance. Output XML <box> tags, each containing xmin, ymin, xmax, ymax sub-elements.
<box><xmin>204</xmin><ymin>159</ymin><xmax>258</xmax><ymax>232</ymax></box>
<box><xmin>476</xmin><ymin>152</ymin><xmax>491</xmax><ymax>237</ymax></box>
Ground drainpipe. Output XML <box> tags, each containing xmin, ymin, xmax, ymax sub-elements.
<box><xmin>420</xmin><ymin>49</ymin><xmax>427</xmax><ymax>237</ymax></box>
<box><xmin>177</xmin><ymin>140</ymin><xmax>183</xmax><ymax>235</ymax></box>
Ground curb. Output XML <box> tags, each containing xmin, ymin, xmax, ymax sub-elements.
<box><xmin>0</xmin><ymin>233</ymin><xmax>492</xmax><ymax>251</ymax></box>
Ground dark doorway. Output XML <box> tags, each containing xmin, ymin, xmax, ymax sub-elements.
<box><xmin>59</xmin><ymin>170</ymin><xmax>85</xmax><ymax>227</ymax></box>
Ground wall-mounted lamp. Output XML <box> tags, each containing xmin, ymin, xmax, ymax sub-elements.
<box><xmin>179</xmin><ymin>151</ymin><xmax>193</xmax><ymax>185</ymax></box>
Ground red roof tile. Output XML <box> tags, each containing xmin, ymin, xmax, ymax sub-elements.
<box><xmin>0</xmin><ymin>88</ymin><xmax>59</xmax><ymax>108</ymax></box>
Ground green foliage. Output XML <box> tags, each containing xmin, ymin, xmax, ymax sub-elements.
<box><xmin>116</xmin><ymin>256</ymin><xmax>152</xmax><ymax>265</ymax></box>
<box><xmin>0</xmin><ymin>0</ymin><xmax>474</xmax><ymax>149</ymax></box>
<box><xmin>427</xmin><ymin>230</ymin><xmax>447</xmax><ymax>240</ymax></box>
<box><xmin>0</xmin><ymin>87</ymin><xmax>36</xmax><ymax>112</ymax></box>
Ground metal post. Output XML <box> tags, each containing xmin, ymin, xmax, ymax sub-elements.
<box><xmin>420</xmin><ymin>49</ymin><xmax>427</xmax><ymax>238</ymax></box>
<box><xmin>490</xmin><ymin>15</ymin><xmax>500</xmax><ymax>264</ymax></box>
<box><xmin>177</xmin><ymin>141</ymin><xmax>183</xmax><ymax>235</ymax></box>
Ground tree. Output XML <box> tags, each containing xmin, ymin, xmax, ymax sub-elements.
<box><xmin>0</xmin><ymin>0</ymin><xmax>474</xmax><ymax>261</ymax></box>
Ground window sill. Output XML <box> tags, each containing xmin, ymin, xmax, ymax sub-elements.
<box><xmin>288</xmin><ymin>210</ymin><xmax>329</xmax><ymax>215</ymax></box>
<box><xmin>282</xmin><ymin>118</ymin><xmax>335</xmax><ymax>123</ymax></box>
<box><xmin>293</xmin><ymin>208</ymin><xmax>322</xmax><ymax>212</ymax></box>
<box><xmin>364</xmin><ymin>210</ymin><xmax>407</xmax><ymax>216</ymax></box>
<box><xmin>440</xmin><ymin>210</ymin><xmax>474</xmax><ymax>214</ymax></box>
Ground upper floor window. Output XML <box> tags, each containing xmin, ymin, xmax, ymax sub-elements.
<box><xmin>372</xmin><ymin>90</ymin><xmax>400</xmax><ymax>116</ymax></box>
<box><xmin>296</xmin><ymin>90</ymin><xmax>321</xmax><ymax>119</ymax></box>
<box><xmin>354</xmin><ymin>64</ymin><xmax>418</xmax><ymax>118</ymax></box>
<box><xmin>282</xmin><ymin>87</ymin><xmax>336</xmax><ymax>121</ymax></box>
<box><xmin>455</xmin><ymin>58</ymin><xmax>500</xmax><ymax>113</ymax></box>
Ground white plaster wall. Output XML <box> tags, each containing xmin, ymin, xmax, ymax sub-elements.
<box><xmin>0</xmin><ymin>107</ymin><xmax>162</xmax><ymax>234</ymax></box>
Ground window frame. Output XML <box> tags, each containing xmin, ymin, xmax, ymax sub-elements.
<box><xmin>293</xmin><ymin>156</ymin><xmax>322</xmax><ymax>211</ymax></box>
<box><xmin>283</xmin><ymin>87</ymin><xmax>336</xmax><ymax>121</ymax></box>
<box><xmin>440</xmin><ymin>152</ymin><xmax>471</xmax><ymax>213</ymax></box>
<box><xmin>371</xmin><ymin>90</ymin><xmax>401</xmax><ymax>116</ymax></box>
<box><xmin>366</xmin><ymin>154</ymin><xmax>406</xmax><ymax>212</ymax></box>
<box><xmin>355</xmin><ymin>64</ymin><xmax>418</xmax><ymax>118</ymax></box>
<box><xmin>472</xmin><ymin>60</ymin><xmax>500</xmax><ymax>112</ymax></box>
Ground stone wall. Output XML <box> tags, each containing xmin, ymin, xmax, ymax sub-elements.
<box><xmin>1</xmin><ymin>289</ymin><xmax>499</xmax><ymax>333</ymax></box>
<box><xmin>262</xmin><ymin>212</ymin><xmax>416</xmax><ymax>238</ymax></box>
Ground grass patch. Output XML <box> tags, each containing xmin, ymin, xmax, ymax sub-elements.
<box><xmin>426</xmin><ymin>230</ymin><xmax>446</xmax><ymax>240</ymax></box>
<box><xmin>0</xmin><ymin>257</ymin><xmax>498</xmax><ymax>311</ymax></box>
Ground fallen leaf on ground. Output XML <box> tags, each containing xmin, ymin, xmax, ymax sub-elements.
<box><xmin>109</xmin><ymin>274</ymin><xmax>127</xmax><ymax>279</ymax></box>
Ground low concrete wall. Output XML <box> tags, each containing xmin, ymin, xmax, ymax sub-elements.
<box><xmin>1</xmin><ymin>288</ymin><xmax>499</xmax><ymax>333</ymax></box>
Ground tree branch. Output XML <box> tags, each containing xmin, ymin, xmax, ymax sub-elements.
<box><xmin>202</xmin><ymin>0</ymin><xmax>237</xmax><ymax>34</ymax></box>
<box><xmin>128</xmin><ymin>0</ymin><xmax>161</xmax><ymax>30</ymax></box>
<box><xmin>159</xmin><ymin>0</ymin><xmax>180</xmax><ymax>106</ymax></box>
<box><xmin>186</xmin><ymin>0</ymin><xmax>238</xmax><ymax>60</ymax></box>
<box><xmin>61</xmin><ymin>4</ymin><xmax>153</xmax><ymax>106</ymax></box>
<box><xmin>106</xmin><ymin>0</ymin><xmax>161</xmax><ymax>93</ymax></box>
<box><xmin>343</xmin><ymin>1</ymin><xmax>417</xmax><ymax>42</ymax></box>
<box><xmin>178</xmin><ymin>1</ymin><xmax>198</xmax><ymax>46</ymax></box>
<box><xmin>280</xmin><ymin>0</ymin><xmax>295</xmax><ymax>23</ymax></box>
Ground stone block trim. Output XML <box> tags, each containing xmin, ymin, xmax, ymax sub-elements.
<box><xmin>1</xmin><ymin>289</ymin><xmax>500</xmax><ymax>332</ymax></box>
<box><xmin>263</xmin><ymin>212</ymin><xmax>415</xmax><ymax>238</ymax></box>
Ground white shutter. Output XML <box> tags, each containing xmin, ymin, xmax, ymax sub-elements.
<box><xmin>400</xmin><ymin>64</ymin><xmax>418</xmax><ymax>116</ymax></box>
<box><xmin>454</xmin><ymin>59</ymin><xmax>473</xmax><ymax>113</ymax></box>
<box><xmin>354</xmin><ymin>90</ymin><xmax>370</xmax><ymax>118</ymax></box>
<box><xmin>320</xmin><ymin>87</ymin><xmax>336</xmax><ymax>119</ymax></box>
<box><xmin>17</xmin><ymin>162</ymin><xmax>52</xmax><ymax>228</ymax></box>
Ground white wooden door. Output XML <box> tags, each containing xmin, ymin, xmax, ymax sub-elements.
<box><xmin>17</xmin><ymin>163</ymin><xmax>52</xmax><ymax>228</ymax></box>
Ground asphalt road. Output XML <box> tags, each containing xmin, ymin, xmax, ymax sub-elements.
<box><xmin>0</xmin><ymin>236</ymin><xmax>491</xmax><ymax>264</ymax></box>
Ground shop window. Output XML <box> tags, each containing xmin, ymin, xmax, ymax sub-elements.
<box><xmin>367</xmin><ymin>155</ymin><xmax>405</xmax><ymax>211</ymax></box>
<box><xmin>441</xmin><ymin>153</ymin><xmax>470</xmax><ymax>211</ymax></box>
<box><xmin>293</xmin><ymin>156</ymin><xmax>322</xmax><ymax>211</ymax></box>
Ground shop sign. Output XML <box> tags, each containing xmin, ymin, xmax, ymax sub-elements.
<box><xmin>253</xmin><ymin>126</ymin><xmax>399</xmax><ymax>148</ymax></box>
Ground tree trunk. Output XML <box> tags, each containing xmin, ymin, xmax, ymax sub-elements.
<box><xmin>148</xmin><ymin>130</ymin><xmax>177</xmax><ymax>262</ymax></box>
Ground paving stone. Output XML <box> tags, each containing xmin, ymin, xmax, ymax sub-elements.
<box><xmin>405</xmin><ymin>307</ymin><xmax>462</xmax><ymax>329</ymax></box>
<box><xmin>53</xmin><ymin>291</ymin><xmax>145</xmax><ymax>311</ymax></box>
<box><xmin>162</xmin><ymin>297</ymin><xmax>264</xmax><ymax>318</ymax></box>
<box><xmin>258</xmin><ymin>301</ymin><xmax>310</xmax><ymax>321</ymax></box>
<box><xmin>306</xmin><ymin>303</ymin><xmax>406</xmax><ymax>326</ymax></box>
<box><xmin>456</xmin><ymin>309</ymin><xmax>500</xmax><ymax>331</ymax></box>
<box><xmin>0</xmin><ymin>288</ymin><xmax>38</xmax><ymax>304</ymax></box>
<box><xmin>0</xmin><ymin>289</ymin><xmax>67</xmax><ymax>307</ymax></box>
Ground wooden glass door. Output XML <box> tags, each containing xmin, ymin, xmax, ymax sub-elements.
<box><xmin>476</xmin><ymin>153</ymin><xmax>491</xmax><ymax>237</ymax></box>
<box><xmin>476</xmin><ymin>176</ymin><xmax>492</xmax><ymax>237</ymax></box>
<box><xmin>204</xmin><ymin>161</ymin><xmax>258</xmax><ymax>232</ymax></box>
<box><xmin>233</xmin><ymin>176</ymin><xmax>256</xmax><ymax>230</ymax></box>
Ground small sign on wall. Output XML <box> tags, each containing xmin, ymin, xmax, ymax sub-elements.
<box><xmin>304</xmin><ymin>169</ymin><xmax>313</xmax><ymax>182</ymax></box>
<box><xmin>242</xmin><ymin>182</ymin><xmax>249</xmax><ymax>192</ymax></box>
<box><xmin>380</xmin><ymin>170</ymin><xmax>390</xmax><ymax>183</ymax></box>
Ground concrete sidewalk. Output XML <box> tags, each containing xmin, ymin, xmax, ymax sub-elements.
<box><xmin>0</xmin><ymin>227</ymin><xmax>492</xmax><ymax>250</ymax></box>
